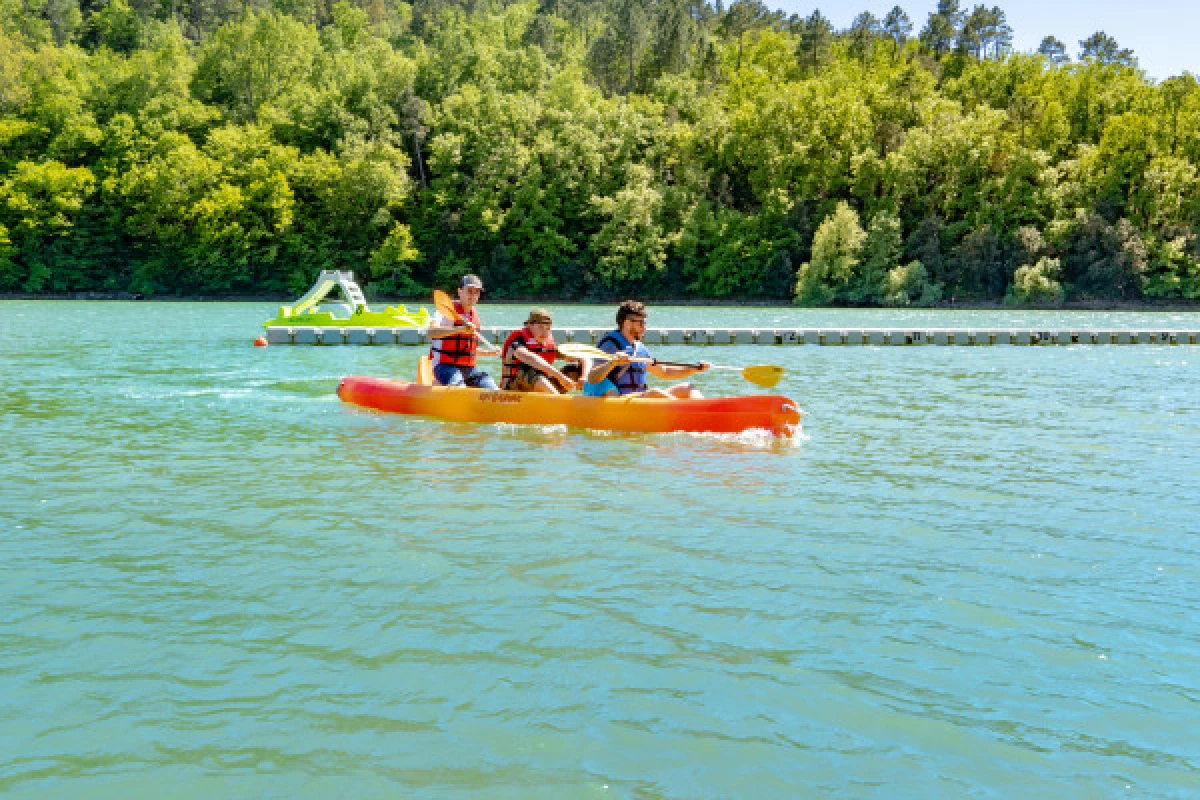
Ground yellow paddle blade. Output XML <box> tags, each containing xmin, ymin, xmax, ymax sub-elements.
<box><xmin>416</xmin><ymin>354</ymin><xmax>434</xmax><ymax>385</ymax></box>
<box><xmin>432</xmin><ymin>289</ymin><xmax>460</xmax><ymax>322</ymax></box>
<box><xmin>741</xmin><ymin>365</ymin><xmax>785</xmax><ymax>389</ymax></box>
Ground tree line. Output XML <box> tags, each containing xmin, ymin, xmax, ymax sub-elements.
<box><xmin>1</xmin><ymin>0</ymin><xmax>1198</xmax><ymax>305</ymax></box>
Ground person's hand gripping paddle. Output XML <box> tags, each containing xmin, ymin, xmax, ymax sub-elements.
<box><xmin>432</xmin><ymin>289</ymin><xmax>500</xmax><ymax>355</ymax></box>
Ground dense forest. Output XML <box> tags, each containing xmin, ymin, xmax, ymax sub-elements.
<box><xmin>1</xmin><ymin>0</ymin><xmax>1198</xmax><ymax>304</ymax></box>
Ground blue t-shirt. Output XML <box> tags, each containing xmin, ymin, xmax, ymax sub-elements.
<box><xmin>584</xmin><ymin>330</ymin><xmax>651</xmax><ymax>396</ymax></box>
<box><xmin>582</xmin><ymin>377</ymin><xmax>619</xmax><ymax>397</ymax></box>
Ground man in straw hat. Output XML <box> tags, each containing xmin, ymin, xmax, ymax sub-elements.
<box><xmin>499</xmin><ymin>308</ymin><xmax>584</xmax><ymax>394</ymax></box>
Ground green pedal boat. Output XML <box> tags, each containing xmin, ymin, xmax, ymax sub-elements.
<box><xmin>262</xmin><ymin>270</ymin><xmax>430</xmax><ymax>329</ymax></box>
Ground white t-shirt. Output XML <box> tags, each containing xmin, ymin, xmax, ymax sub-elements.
<box><xmin>429</xmin><ymin>311</ymin><xmax>454</xmax><ymax>367</ymax></box>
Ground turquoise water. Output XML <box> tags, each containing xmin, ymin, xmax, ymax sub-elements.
<box><xmin>475</xmin><ymin>304</ymin><xmax>1200</xmax><ymax>331</ymax></box>
<box><xmin>3</xmin><ymin>301</ymin><xmax>1199</xmax><ymax>797</ymax></box>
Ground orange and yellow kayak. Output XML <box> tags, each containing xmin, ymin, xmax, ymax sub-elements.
<box><xmin>337</xmin><ymin>376</ymin><xmax>801</xmax><ymax>436</ymax></box>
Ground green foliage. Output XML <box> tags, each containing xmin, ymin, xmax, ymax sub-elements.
<box><xmin>192</xmin><ymin>11</ymin><xmax>320</xmax><ymax>123</ymax></box>
<box><xmin>1059</xmin><ymin>211</ymin><xmax>1147</xmax><ymax>300</ymax></box>
<box><xmin>883</xmin><ymin>260</ymin><xmax>941</xmax><ymax>306</ymax></box>
<box><xmin>590</xmin><ymin>164</ymin><xmax>672</xmax><ymax>289</ymax></box>
<box><xmin>1007</xmin><ymin>256</ymin><xmax>1064</xmax><ymax>305</ymax></box>
<box><xmin>89</xmin><ymin>0</ymin><xmax>143</xmax><ymax>54</ymax></box>
<box><xmin>678</xmin><ymin>201</ymin><xmax>795</xmax><ymax>297</ymax></box>
<box><xmin>794</xmin><ymin>201</ymin><xmax>866</xmax><ymax>305</ymax></box>
<box><xmin>1144</xmin><ymin>236</ymin><xmax>1200</xmax><ymax>299</ymax></box>
<box><xmin>1079</xmin><ymin>31</ymin><xmax>1134</xmax><ymax>67</ymax></box>
<box><xmin>796</xmin><ymin>10</ymin><xmax>833</xmax><ymax>72</ymax></box>
<box><xmin>0</xmin><ymin>159</ymin><xmax>96</xmax><ymax>290</ymax></box>
<box><xmin>854</xmin><ymin>210</ymin><xmax>902</xmax><ymax>303</ymax></box>
<box><xmin>43</xmin><ymin>0</ymin><xmax>82</xmax><ymax>46</ymax></box>
<box><xmin>368</xmin><ymin>221</ymin><xmax>422</xmax><ymax>294</ymax></box>
<box><xmin>0</xmin><ymin>222</ymin><xmax>14</xmax><ymax>285</ymax></box>
<box><xmin>951</xmin><ymin>225</ymin><xmax>1008</xmax><ymax>297</ymax></box>
<box><xmin>0</xmin><ymin>0</ymin><xmax>1196</xmax><ymax>305</ymax></box>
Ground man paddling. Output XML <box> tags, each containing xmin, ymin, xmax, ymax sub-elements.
<box><xmin>583</xmin><ymin>300</ymin><xmax>709</xmax><ymax>398</ymax></box>
<box><xmin>428</xmin><ymin>274</ymin><xmax>497</xmax><ymax>389</ymax></box>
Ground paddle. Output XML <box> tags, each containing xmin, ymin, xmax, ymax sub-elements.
<box><xmin>432</xmin><ymin>289</ymin><xmax>500</xmax><ymax>354</ymax></box>
<box><xmin>558</xmin><ymin>343</ymin><xmax>785</xmax><ymax>389</ymax></box>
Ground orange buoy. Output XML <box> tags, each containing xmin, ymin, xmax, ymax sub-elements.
<box><xmin>253</xmin><ymin>336</ymin><xmax>268</xmax><ymax>347</ymax></box>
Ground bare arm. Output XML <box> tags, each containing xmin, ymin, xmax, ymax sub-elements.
<box><xmin>514</xmin><ymin>346</ymin><xmax>569</xmax><ymax>382</ymax></box>
<box><xmin>648</xmin><ymin>361</ymin><xmax>709</xmax><ymax>380</ymax></box>
<box><xmin>427</xmin><ymin>316</ymin><xmax>498</xmax><ymax>354</ymax></box>
<box><xmin>428</xmin><ymin>323</ymin><xmax>471</xmax><ymax>339</ymax></box>
<box><xmin>587</xmin><ymin>352</ymin><xmax>630</xmax><ymax>383</ymax></box>
<box><xmin>427</xmin><ymin>312</ymin><xmax>473</xmax><ymax>339</ymax></box>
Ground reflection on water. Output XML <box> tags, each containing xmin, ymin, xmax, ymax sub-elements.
<box><xmin>1</xmin><ymin>302</ymin><xmax>1199</xmax><ymax>797</ymax></box>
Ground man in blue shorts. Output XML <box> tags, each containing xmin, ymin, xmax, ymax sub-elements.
<box><xmin>583</xmin><ymin>300</ymin><xmax>709</xmax><ymax>398</ymax></box>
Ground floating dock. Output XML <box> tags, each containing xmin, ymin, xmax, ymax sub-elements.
<box><xmin>264</xmin><ymin>326</ymin><xmax>1199</xmax><ymax>346</ymax></box>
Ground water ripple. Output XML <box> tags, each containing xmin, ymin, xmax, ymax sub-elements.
<box><xmin>2</xmin><ymin>302</ymin><xmax>1199</xmax><ymax>796</ymax></box>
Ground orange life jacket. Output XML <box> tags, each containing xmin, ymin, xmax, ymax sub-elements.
<box><xmin>430</xmin><ymin>302</ymin><xmax>479</xmax><ymax>367</ymax></box>
<box><xmin>500</xmin><ymin>326</ymin><xmax>558</xmax><ymax>388</ymax></box>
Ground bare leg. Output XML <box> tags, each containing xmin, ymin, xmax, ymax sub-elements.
<box><xmin>533</xmin><ymin>376</ymin><xmax>561</xmax><ymax>394</ymax></box>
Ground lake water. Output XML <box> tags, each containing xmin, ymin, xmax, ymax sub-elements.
<box><xmin>3</xmin><ymin>301</ymin><xmax>1199</xmax><ymax>797</ymax></box>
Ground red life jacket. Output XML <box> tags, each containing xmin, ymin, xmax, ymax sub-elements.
<box><xmin>501</xmin><ymin>327</ymin><xmax>558</xmax><ymax>388</ymax></box>
<box><xmin>430</xmin><ymin>302</ymin><xmax>479</xmax><ymax>367</ymax></box>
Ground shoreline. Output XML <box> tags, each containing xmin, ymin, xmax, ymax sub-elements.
<box><xmin>3</xmin><ymin>292</ymin><xmax>1200</xmax><ymax>312</ymax></box>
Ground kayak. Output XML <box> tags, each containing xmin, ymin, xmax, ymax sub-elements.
<box><xmin>337</xmin><ymin>376</ymin><xmax>802</xmax><ymax>435</ymax></box>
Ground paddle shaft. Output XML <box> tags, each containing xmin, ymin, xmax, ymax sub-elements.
<box><xmin>559</xmin><ymin>345</ymin><xmax>708</xmax><ymax>371</ymax></box>
<box><xmin>581</xmin><ymin>352</ymin><xmax>783</xmax><ymax>389</ymax></box>
<box><xmin>620</xmin><ymin>356</ymin><xmax>710</xmax><ymax>371</ymax></box>
<box><xmin>548</xmin><ymin>343</ymin><xmax>784</xmax><ymax>388</ymax></box>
